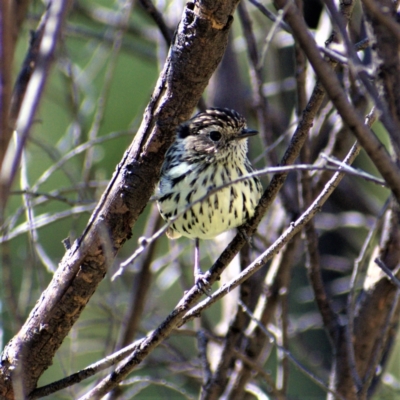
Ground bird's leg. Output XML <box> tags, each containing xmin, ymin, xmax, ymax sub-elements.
<box><xmin>194</xmin><ymin>237</ymin><xmax>201</xmax><ymax>277</ymax></box>
<box><xmin>194</xmin><ymin>238</ymin><xmax>210</xmax><ymax>291</ymax></box>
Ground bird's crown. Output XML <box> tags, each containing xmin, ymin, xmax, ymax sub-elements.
<box><xmin>177</xmin><ymin>108</ymin><xmax>247</xmax><ymax>140</ymax></box>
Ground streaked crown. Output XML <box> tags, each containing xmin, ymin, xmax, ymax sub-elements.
<box><xmin>174</xmin><ymin>108</ymin><xmax>257</xmax><ymax>163</ymax></box>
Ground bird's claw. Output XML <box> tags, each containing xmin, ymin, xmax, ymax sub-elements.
<box><xmin>195</xmin><ymin>272</ymin><xmax>211</xmax><ymax>294</ymax></box>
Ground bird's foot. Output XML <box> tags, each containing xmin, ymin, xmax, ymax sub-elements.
<box><xmin>195</xmin><ymin>271</ymin><xmax>212</xmax><ymax>294</ymax></box>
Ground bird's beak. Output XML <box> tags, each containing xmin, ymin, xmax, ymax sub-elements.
<box><xmin>236</xmin><ymin>128</ymin><xmax>258</xmax><ymax>140</ymax></box>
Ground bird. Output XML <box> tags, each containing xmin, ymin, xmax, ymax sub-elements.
<box><xmin>156</xmin><ymin>108</ymin><xmax>263</xmax><ymax>288</ymax></box>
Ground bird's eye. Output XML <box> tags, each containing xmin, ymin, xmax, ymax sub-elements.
<box><xmin>209</xmin><ymin>131</ymin><xmax>222</xmax><ymax>141</ymax></box>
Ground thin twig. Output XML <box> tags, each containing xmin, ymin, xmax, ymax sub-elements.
<box><xmin>238</xmin><ymin>2</ymin><xmax>277</xmax><ymax>164</ymax></box>
<box><xmin>82</xmin><ymin>0</ymin><xmax>133</xmax><ymax>184</ymax></box>
<box><xmin>247</xmin><ymin>0</ymin><xmax>292</xmax><ymax>33</ymax></box>
<box><xmin>28</xmin><ymin>339</ymin><xmax>143</xmax><ymax>399</ymax></box>
<box><xmin>236</xmin><ymin>300</ymin><xmax>345</xmax><ymax>400</ymax></box>
<box><xmin>360</xmin><ymin>280</ymin><xmax>400</xmax><ymax>397</ymax></box>
<box><xmin>139</xmin><ymin>0</ymin><xmax>173</xmax><ymax>45</ymax></box>
<box><xmin>375</xmin><ymin>258</ymin><xmax>400</xmax><ymax>289</ymax></box>
<box><xmin>345</xmin><ymin>201</ymin><xmax>388</xmax><ymax>391</ymax></box>
<box><xmin>5</xmin><ymin>0</ymin><xmax>72</xmax><ymax>209</ymax></box>
<box><xmin>0</xmin><ymin>0</ymin><xmax>13</xmax><ymax>202</ymax></box>
<box><xmin>197</xmin><ymin>330</ymin><xmax>212</xmax><ymax>386</ymax></box>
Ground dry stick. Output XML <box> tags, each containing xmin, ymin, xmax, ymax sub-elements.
<box><xmin>345</xmin><ymin>199</ymin><xmax>388</xmax><ymax>391</ymax></box>
<box><xmin>273</xmin><ymin>0</ymin><xmax>400</xmax><ymax>203</ymax></box>
<box><xmin>32</xmin><ymin>130</ymin><xmax>132</xmax><ymax>190</ymax></box>
<box><xmin>303</xmin><ymin>197</ymin><xmax>340</xmax><ymax>341</ymax></box>
<box><xmin>361</xmin><ymin>0</ymin><xmax>400</xmax><ymax>161</ymax></box>
<box><xmin>341</xmin><ymin>109</ymin><xmax>379</xmax><ymax>392</ymax></box>
<box><xmin>375</xmin><ymin>258</ymin><xmax>400</xmax><ymax>289</ymax></box>
<box><xmin>232</xmin><ymin>350</ymin><xmax>281</xmax><ymax>399</ymax></box>
<box><xmin>300</xmin><ymin>111</ymin><xmax>340</xmax><ymax>344</ymax></box>
<box><xmin>247</xmin><ymin>0</ymin><xmax>291</xmax><ymax>33</ymax></box>
<box><xmin>201</xmin><ymin>256</ymin><xmax>253</xmax><ymax>398</ymax></box>
<box><xmin>4</xmin><ymin>0</ymin><xmax>71</xmax><ymax>209</ymax></box>
<box><xmin>82</xmin><ymin>0</ymin><xmax>132</xmax><ymax>184</ymax></box>
<box><xmin>197</xmin><ymin>330</ymin><xmax>213</xmax><ymax>386</ymax></box>
<box><xmin>296</xmin><ymin>0</ymin><xmax>340</xmax><ymax>368</ymax></box>
<box><xmin>292</xmin><ymin>6</ymin><xmax>335</xmax><ymax>388</ymax></box>
<box><xmin>2</xmin><ymin>10</ymin><xmax>45</xmax><ymax>212</ymax></box>
<box><xmin>219</xmin><ymin>235</ymin><xmax>300</xmax><ymax>400</ymax></box>
<box><xmin>278</xmin><ymin>293</ymin><xmax>291</xmax><ymax>396</ymax></box>
<box><xmin>201</xmin><ymin>246</ymin><xmax>261</xmax><ymax>399</ymax></box>
<box><xmin>0</xmin><ymin>0</ymin><xmax>13</xmax><ymax>191</ymax></box>
<box><xmin>264</xmin><ymin>238</ymin><xmax>299</xmax><ymax>398</ymax></box>
<box><xmin>320</xmin><ymin>38</ymin><xmax>370</xmax><ymax>64</ymax></box>
<box><xmin>28</xmin><ymin>339</ymin><xmax>143</xmax><ymax>399</ymax></box>
<box><xmin>120</xmin><ymin>376</ymin><xmax>196</xmax><ymax>399</ymax></box>
<box><xmin>339</xmin><ymin>212</ymin><xmax>400</xmax><ymax>398</ymax></box>
<box><xmin>226</xmin><ymin>208</ymin><xmax>301</xmax><ymax>399</ymax></box>
<box><xmin>360</xmin><ymin>275</ymin><xmax>400</xmax><ymax>398</ymax></box>
<box><xmin>138</xmin><ymin>0</ymin><xmax>209</xmax><ymax>113</ymax></box>
<box><xmin>117</xmin><ymin>206</ymin><xmax>163</xmax><ymax>349</ymax></box>
<box><xmin>1</xmin><ymin>0</ymin><xmax>30</xmax><ymax>161</ymax></box>
<box><xmin>238</xmin><ymin>2</ymin><xmax>277</xmax><ymax>164</ymax></box>
<box><xmin>234</xmin><ymin>299</ymin><xmax>345</xmax><ymax>400</ymax></box>
<box><xmin>0</xmin><ymin>204</ymin><xmax>95</xmax><ymax>243</ymax></box>
<box><xmin>291</xmin><ymin>4</ymin><xmax>312</xmax><ymax>388</ymax></box>
<box><xmin>139</xmin><ymin>0</ymin><xmax>173</xmax><ymax>45</ymax></box>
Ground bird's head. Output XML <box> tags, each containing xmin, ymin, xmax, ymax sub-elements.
<box><xmin>176</xmin><ymin>108</ymin><xmax>258</xmax><ymax>161</ymax></box>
